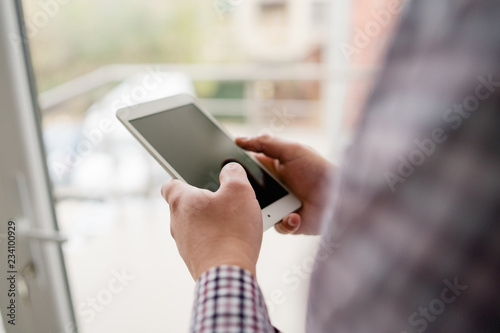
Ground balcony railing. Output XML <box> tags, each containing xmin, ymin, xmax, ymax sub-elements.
<box><xmin>39</xmin><ymin>63</ymin><xmax>376</xmax><ymax>117</ymax></box>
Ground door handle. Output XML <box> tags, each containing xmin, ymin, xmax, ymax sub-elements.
<box><xmin>0</xmin><ymin>229</ymin><xmax>67</xmax><ymax>243</ymax></box>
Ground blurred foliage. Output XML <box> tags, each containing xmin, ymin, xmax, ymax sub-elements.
<box><xmin>21</xmin><ymin>0</ymin><xmax>240</xmax><ymax>92</ymax></box>
<box><xmin>213</xmin><ymin>82</ymin><xmax>245</xmax><ymax>99</ymax></box>
<box><xmin>195</xmin><ymin>81</ymin><xmax>245</xmax><ymax>99</ymax></box>
<box><xmin>193</xmin><ymin>81</ymin><xmax>219</xmax><ymax>98</ymax></box>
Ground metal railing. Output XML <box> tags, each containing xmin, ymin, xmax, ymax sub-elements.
<box><xmin>38</xmin><ymin>63</ymin><xmax>377</xmax><ymax>117</ymax></box>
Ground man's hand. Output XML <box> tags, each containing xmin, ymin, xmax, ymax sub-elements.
<box><xmin>236</xmin><ymin>135</ymin><xmax>334</xmax><ymax>235</ymax></box>
<box><xmin>161</xmin><ymin>163</ymin><xmax>263</xmax><ymax>280</ymax></box>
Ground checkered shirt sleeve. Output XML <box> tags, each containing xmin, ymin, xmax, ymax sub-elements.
<box><xmin>191</xmin><ymin>265</ymin><xmax>279</xmax><ymax>333</ymax></box>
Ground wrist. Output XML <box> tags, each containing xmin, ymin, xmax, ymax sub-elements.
<box><xmin>190</xmin><ymin>239</ymin><xmax>258</xmax><ymax>280</ymax></box>
<box><xmin>194</xmin><ymin>258</ymin><xmax>256</xmax><ymax>281</ymax></box>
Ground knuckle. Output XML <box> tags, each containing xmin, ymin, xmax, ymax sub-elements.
<box><xmin>257</xmin><ymin>133</ymin><xmax>273</xmax><ymax>143</ymax></box>
<box><xmin>218</xmin><ymin>180</ymin><xmax>253</xmax><ymax>201</ymax></box>
<box><xmin>284</xmin><ymin>143</ymin><xmax>303</xmax><ymax>160</ymax></box>
<box><xmin>228</xmin><ymin>178</ymin><xmax>249</xmax><ymax>191</ymax></box>
<box><xmin>303</xmin><ymin>143</ymin><xmax>318</xmax><ymax>153</ymax></box>
<box><xmin>162</xmin><ymin>180</ymin><xmax>179</xmax><ymax>200</ymax></box>
<box><xmin>168</xmin><ymin>194</ymin><xmax>182</xmax><ymax>213</ymax></box>
<box><xmin>290</xmin><ymin>142</ymin><xmax>303</xmax><ymax>152</ymax></box>
<box><xmin>192</xmin><ymin>192</ymin><xmax>212</xmax><ymax>210</ymax></box>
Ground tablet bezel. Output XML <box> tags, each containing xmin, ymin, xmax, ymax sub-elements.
<box><xmin>116</xmin><ymin>93</ymin><xmax>301</xmax><ymax>230</ymax></box>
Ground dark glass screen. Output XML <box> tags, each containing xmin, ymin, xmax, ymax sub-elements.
<box><xmin>130</xmin><ymin>104</ymin><xmax>288</xmax><ymax>208</ymax></box>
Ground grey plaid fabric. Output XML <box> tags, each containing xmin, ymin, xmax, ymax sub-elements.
<box><xmin>308</xmin><ymin>0</ymin><xmax>500</xmax><ymax>332</ymax></box>
<box><xmin>192</xmin><ymin>0</ymin><xmax>500</xmax><ymax>332</ymax></box>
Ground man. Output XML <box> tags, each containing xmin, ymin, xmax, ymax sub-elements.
<box><xmin>162</xmin><ymin>0</ymin><xmax>500</xmax><ymax>331</ymax></box>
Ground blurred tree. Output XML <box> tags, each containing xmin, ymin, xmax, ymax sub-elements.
<box><xmin>22</xmin><ymin>0</ymin><xmax>209</xmax><ymax>91</ymax></box>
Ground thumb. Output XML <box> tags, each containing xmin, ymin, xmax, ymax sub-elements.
<box><xmin>218</xmin><ymin>162</ymin><xmax>254</xmax><ymax>196</ymax></box>
<box><xmin>274</xmin><ymin>213</ymin><xmax>301</xmax><ymax>234</ymax></box>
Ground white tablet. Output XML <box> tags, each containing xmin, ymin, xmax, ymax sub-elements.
<box><xmin>116</xmin><ymin>94</ymin><xmax>301</xmax><ymax>230</ymax></box>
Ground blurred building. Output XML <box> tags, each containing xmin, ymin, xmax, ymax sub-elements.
<box><xmin>228</xmin><ymin>0</ymin><xmax>401</xmax><ymax>134</ymax></box>
<box><xmin>232</xmin><ymin>0</ymin><xmax>329</xmax><ymax>62</ymax></box>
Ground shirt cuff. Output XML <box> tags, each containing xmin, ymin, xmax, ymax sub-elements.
<box><xmin>190</xmin><ymin>265</ymin><xmax>278</xmax><ymax>333</ymax></box>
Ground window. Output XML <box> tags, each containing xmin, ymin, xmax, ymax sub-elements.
<box><xmin>260</xmin><ymin>1</ymin><xmax>288</xmax><ymax>27</ymax></box>
<box><xmin>11</xmin><ymin>0</ymin><xmax>402</xmax><ymax>332</ymax></box>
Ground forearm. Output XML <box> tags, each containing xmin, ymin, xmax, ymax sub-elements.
<box><xmin>191</xmin><ymin>265</ymin><xmax>278</xmax><ymax>333</ymax></box>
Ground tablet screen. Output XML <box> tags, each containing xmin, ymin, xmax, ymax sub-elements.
<box><xmin>130</xmin><ymin>104</ymin><xmax>288</xmax><ymax>208</ymax></box>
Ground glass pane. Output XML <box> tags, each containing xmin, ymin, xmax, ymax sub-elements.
<box><xmin>21</xmin><ymin>0</ymin><xmax>401</xmax><ymax>331</ymax></box>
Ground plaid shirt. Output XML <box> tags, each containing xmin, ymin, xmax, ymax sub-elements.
<box><xmin>191</xmin><ymin>265</ymin><xmax>278</xmax><ymax>333</ymax></box>
<box><xmin>192</xmin><ymin>0</ymin><xmax>500</xmax><ymax>332</ymax></box>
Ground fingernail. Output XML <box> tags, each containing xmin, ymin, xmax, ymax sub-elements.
<box><xmin>287</xmin><ymin>216</ymin><xmax>297</xmax><ymax>228</ymax></box>
<box><xmin>225</xmin><ymin>162</ymin><xmax>240</xmax><ymax>170</ymax></box>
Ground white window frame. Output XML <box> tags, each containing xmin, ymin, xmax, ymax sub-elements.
<box><xmin>0</xmin><ymin>1</ymin><xmax>77</xmax><ymax>333</ymax></box>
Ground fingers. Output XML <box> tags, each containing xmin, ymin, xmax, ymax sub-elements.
<box><xmin>161</xmin><ymin>179</ymin><xmax>192</xmax><ymax>208</ymax></box>
<box><xmin>274</xmin><ymin>213</ymin><xmax>301</xmax><ymax>234</ymax></box>
<box><xmin>254</xmin><ymin>153</ymin><xmax>279</xmax><ymax>175</ymax></box>
<box><xmin>218</xmin><ymin>162</ymin><xmax>254</xmax><ymax>197</ymax></box>
<box><xmin>236</xmin><ymin>135</ymin><xmax>301</xmax><ymax>163</ymax></box>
